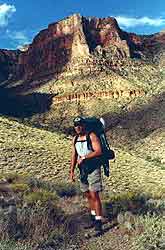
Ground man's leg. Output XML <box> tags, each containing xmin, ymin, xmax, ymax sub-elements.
<box><xmin>88</xmin><ymin>168</ymin><xmax>103</xmax><ymax>217</ymax></box>
<box><xmin>89</xmin><ymin>191</ymin><xmax>102</xmax><ymax>217</ymax></box>
<box><xmin>84</xmin><ymin>191</ymin><xmax>95</xmax><ymax>211</ymax></box>
<box><xmin>83</xmin><ymin>168</ymin><xmax>103</xmax><ymax>234</ymax></box>
<box><xmin>89</xmin><ymin>191</ymin><xmax>103</xmax><ymax>235</ymax></box>
<box><xmin>84</xmin><ymin>191</ymin><xmax>96</xmax><ymax>227</ymax></box>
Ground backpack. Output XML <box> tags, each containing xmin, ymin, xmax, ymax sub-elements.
<box><xmin>75</xmin><ymin>117</ymin><xmax>115</xmax><ymax>177</ymax></box>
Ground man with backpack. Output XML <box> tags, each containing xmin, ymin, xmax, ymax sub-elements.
<box><xmin>70</xmin><ymin>116</ymin><xmax>105</xmax><ymax>236</ymax></box>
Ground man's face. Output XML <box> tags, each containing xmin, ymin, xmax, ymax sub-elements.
<box><xmin>74</xmin><ymin>124</ymin><xmax>85</xmax><ymax>135</ymax></box>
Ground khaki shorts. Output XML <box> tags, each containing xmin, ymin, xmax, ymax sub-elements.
<box><xmin>79</xmin><ymin>168</ymin><xmax>103</xmax><ymax>193</ymax></box>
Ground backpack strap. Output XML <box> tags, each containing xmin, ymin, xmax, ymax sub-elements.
<box><xmin>74</xmin><ymin>135</ymin><xmax>79</xmax><ymax>146</ymax></box>
<box><xmin>74</xmin><ymin>133</ymin><xmax>94</xmax><ymax>152</ymax></box>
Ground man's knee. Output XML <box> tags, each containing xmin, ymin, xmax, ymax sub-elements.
<box><xmin>89</xmin><ymin>191</ymin><xmax>100</xmax><ymax>202</ymax></box>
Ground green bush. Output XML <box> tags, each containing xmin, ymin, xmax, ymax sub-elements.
<box><xmin>16</xmin><ymin>198</ymin><xmax>65</xmax><ymax>246</ymax></box>
<box><xmin>55</xmin><ymin>182</ymin><xmax>80</xmax><ymax>197</ymax></box>
<box><xmin>40</xmin><ymin>227</ymin><xmax>69</xmax><ymax>249</ymax></box>
<box><xmin>132</xmin><ymin>213</ymin><xmax>164</xmax><ymax>250</ymax></box>
<box><xmin>0</xmin><ymin>240</ymin><xmax>32</xmax><ymax>250</ymax></box>
<box><xmin>10</xmin><ymin>183</ymin><xmax>29</xmax><ymax>193</ymax></box>
<box><xmin>23</xmin><ymin>189</ymin><xmax>58</xmax><ymax>206</ymax></box>
<box><xmin>0</xmin><ymin>173</ymin><xmax>19</xmax><ymax>183</ymax></box>
<box><xmin>27</xmin><ymin>178</ymin><xmax>80</xmax><ymax>197</ymax></box>
<box><xmin>0</xmin><ymin>172</ymin><xmax>30</xmax><ymax>184</ymax></box>
<box><xmin>103</xmin><ymin>191</ymin><xmax>145</xmax><ymax>218</ymax></box>
<box><xmin>110</xmin><ymin>191</ymin><xmax>139</xmax><ymax>202</ymax></box>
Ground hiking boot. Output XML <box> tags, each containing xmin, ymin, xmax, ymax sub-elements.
<box><xmin>94</xmin><ymin>219</ymin><xmax>103</xmax><ymax>237</ymax></box>
<box><xmin>84</xmin><ymin>214</ymin><xmax>95</xmax><ymax>229</ymax></box>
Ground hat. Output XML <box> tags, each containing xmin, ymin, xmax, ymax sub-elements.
<box><xmin>73</xmin><ymin>116</ymin><xmax>86</xmax><ymax>127</ymax></box>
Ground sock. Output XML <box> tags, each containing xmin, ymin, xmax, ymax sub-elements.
<box><xmin>91</xmin><ymin>210</ymin><xmax>96</xmax><ymax>215</ymax></box>
<box><xmin>95</xmin><ymin>216</ymin><xmax>102</xmax><ymax>220</ymax></box>
<box><xmin>91</xmin><ymin>210</ymin><xmax>96</xmax><ymax>216</ymax></box>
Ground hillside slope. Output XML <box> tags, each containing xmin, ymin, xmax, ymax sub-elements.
<box><xmin>0</xmin><ymin>116</ymin><xmax>164</xmax><ymax>198</ymax></box>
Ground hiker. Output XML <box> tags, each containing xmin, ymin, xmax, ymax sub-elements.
<box><xmin>70</xmin><ymin>116</ymin><xmax>104</xmax><ymax>236</ymax></box>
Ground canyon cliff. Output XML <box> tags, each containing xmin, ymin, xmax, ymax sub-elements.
<box><xmin>0</xmin><ymin>14</ymin><xmax>164</xmax><ymax>83</ymax></box>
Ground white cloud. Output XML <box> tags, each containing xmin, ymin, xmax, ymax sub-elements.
<box><xmin>6</xmin><ymin>30</ymin><xmax>30</xmax><ymax>47</ymax></box>
<box><xmin>0</xmin><ymin>3</ymin><xmax>16</xmax><ymax>27</ymax></box>
<box><xmin>115</xmin><ymin>16</ymin><xmax>165</xmax><ymax>28</ymax></box>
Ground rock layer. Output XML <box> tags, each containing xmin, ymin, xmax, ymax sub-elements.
<box><xmin>53</xmin><ymin>89</ymin><xmax>146</xmax><ymax>104</ymax></box>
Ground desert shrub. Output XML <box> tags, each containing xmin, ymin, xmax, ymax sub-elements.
<box><xmin>110</xmin><ymin>191</ymin><xmax>139</xmax><ymax>202</ymax></box>
<box><xmin>145</xmin><ymin>199</ymin><xmax>165</xmax><ymax>215</ymax></box>
<box><xmin>0</xmin><ymin>174</ymin><xmax>80</xmax><ymax>248</ymax></box>
<box><xmin>23</xmin><ymin>189</ymin><xmax>58</xmax><ymax>206</ymax></box>
<box><xmin>10</xmin><ymin>183</ymin><xmax>29</xmax><ymax>193</ymax></box>
<box><xmin>0</xmin><ymin>173</ymin><xmax>20</xmax><ymax>183</ymax></box>
<box><xmin>0</xmin><ymin>240</ymin><xmax>32</xmax><ymax>250</ymax></box>
<box><xmin>132</xmin><ymin>213</ymin><xmax>164</xmax><ymax>250</ymax></box>
<box><xmin>145</xmin><ymin>156</ymin><xmax>164</xmax><ymax>169</ymax></box>
<box><xmin>103</xmin><ymin>191</ymin><xmax>164</xmax><ymax>220</ymax></box>
<box><xmin>38</xmin><ymin>227</ymin><xmax>70</xmax><ymax>250</ymax></box>
<box><xmin>54</xmin><ymin>182</ymin><xmax>80</xmax><ymax>197</ymax></box>
<box><xmin>26</xmin><ymin>177</ymin><xmax>47</xmax><ymax>189</ymax></box>
<box><xmin>26</xmin><ymin>178</ymin><xmax>80</xmax><ymax>197</ymax></box>
<box><xmin>17</xmin><ymin>201</ymin><xmax>65</xmax><ymax>244</ymax></box>
<box><xmin>0</xmin><ymin>172</ymin><xmax>30</xmax><ymax>184</ymax></box>
<box><xmin>103</xmin><ymin>191</ymin><xmax>146</xmax><ymax>218</ymax></box>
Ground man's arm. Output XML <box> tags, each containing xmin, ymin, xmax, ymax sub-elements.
<box><xmin>70</xmin><ymin>136</ymin><xmax>78</xmax><ymax>181</ymax></box>
<box><xmin>85</xmin><ymin>132</ymin><xmax>102</xmax><ymax>159</ymax></box>
<box><xmin>77</xmin><ymin>132</ymin><xmax>102</xmax><ymax>165</ymax></box>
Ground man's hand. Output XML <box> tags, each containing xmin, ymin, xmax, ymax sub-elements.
<box><xmin>70</xmin><ymin>170</ymin><xmax>75</xmax><ymax>182</ymax></box>
<box><xmin>77</xmin><ymin>156</ymin><xmax>85</xmax><ymax>166</ymax></box>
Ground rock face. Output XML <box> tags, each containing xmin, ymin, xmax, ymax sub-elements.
<box><xmin>18</xmin><ymin>14</ymin><xmax>131</xmax><ymax>80</ymax></box>
<box><xmin>142</xmin><ymin>31</ymin><xmax>165</xmax><ymax>68</ymax></box>
<box><xmin>18</xmin><ymin>14</ymin><xmax>90</xmax><ymax>80</ymax></box>
<box><xmin>0</xmin><ymin>49</ymin><xmax>20</xmax><ymax>82</ymax></box>
<box><xmin>0</xmin><ymin>14</ymin><xmax>164</xmax><ymax>83</ymax></box>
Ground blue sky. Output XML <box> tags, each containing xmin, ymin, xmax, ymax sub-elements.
<box><xmin>0</xmin><ymin>0</ymin><xmax>164</xmax><ymax>49</ymax></box>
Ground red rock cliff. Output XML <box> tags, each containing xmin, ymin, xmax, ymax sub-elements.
<box><xmin>0</xmin><ymin>14</ymin><xmax>164</xmax><ymax>83</ymax></box>
<box><xmin>18</xmin><ymin>14</ymin><xmax>132</xmax><ymax>80</ymax></box>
